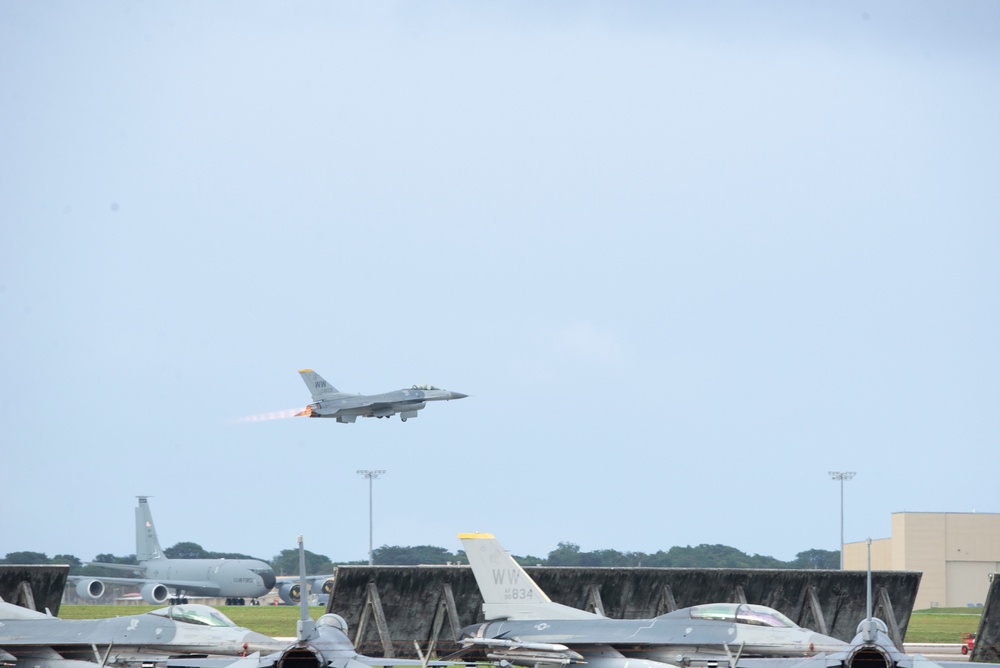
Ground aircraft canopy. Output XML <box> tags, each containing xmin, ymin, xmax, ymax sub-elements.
<box><xmin>149</xmin><ymin>604</ymin><xmax>239</xmax><ymax>628</ymax></box>
<box><xmin>688</xmin><ymin>603</ymin><xmax>797</xmax><ymax>628</ymax></box>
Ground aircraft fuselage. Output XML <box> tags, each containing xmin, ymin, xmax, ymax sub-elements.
<box><xmin>464</xmin><ymin>612</ymin><xmax>847</xmax><ymax>664</ymax></box>
<box><xmin>139</xmin><ymin>557</ymin><xmax>277</xmax><ymax>598</ymax></box>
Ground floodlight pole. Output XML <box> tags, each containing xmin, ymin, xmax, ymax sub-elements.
<box><xmin>828</xmin><ymin>471</ymin><xmax>856</xmax><ymax>569</ymax></box>
<box><xmin>357</xmin><ymin>469</ymin><xmax>386</xmax><ymax>566</ymax></box>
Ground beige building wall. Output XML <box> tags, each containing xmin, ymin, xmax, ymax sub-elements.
<box><xmin>844</xmin><ymin>512</ymin><xmax>1000</xmax><ymax>610</ymax></box>
<box><xmin>843</xmin><ymin>538</ymin><xmax>892</xmax><ymax>570</ymax></box>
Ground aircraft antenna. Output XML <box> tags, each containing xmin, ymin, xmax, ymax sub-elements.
<box><xmin>861</xmin><ymin>537</ymin><xmax>876</xmax><ymax>642</ymax></box>
<box><xmin>296</xmin><ymin>535</ymin><xmax>315</xmax><ymax>642</ymax></box>
<box><xmin>866</xmin><ymin>537</ymin><xmax>872</xmax><ymax>621</ymax></box>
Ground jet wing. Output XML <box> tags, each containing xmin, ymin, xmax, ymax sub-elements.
<box><xmin>168</xmin><ymin>652</ymin><xmax>463</xmax><ymax>668</ymax></box>
<box><xmin>168</xmin><ymin>652</ymin><xmax>265</xmax><ymax>668</ymax></box>
<box><xmin>356</xmin><ymin>659</ymin><xmax>472</xmax><ymax>667</ymax></box>
<box><xmin>69</xmin><ymin>575</ymin><xmax>222</xmax><ymax>595</ymax></box>
<box><xmin>737</xmin><ymin>655</ymin><xmax>835</xmax><ymax>668</ymax></box>
<box><xmin>81</xmin><ymin>562</ymin><xmax>144</xmax><ymax>574</ymax></box>
<box><xmin>341</xmin><ymin>399</ymin><xmax>422</xmax><ymax>410</ymax></box>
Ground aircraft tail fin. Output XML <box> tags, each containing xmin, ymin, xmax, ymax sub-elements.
<box><xmin>298</xmin><ymin>369</ymin><xmax>342</xmax><ymax>401</ymax></box>
<box><xmin>459</xmin><ymin>533</ymin><xmax>600</xmax><ymax>621</ymax></box>
<box><xmin>135</xmin><ymin>496</ymin><xmax>165</xmax><ymax>562</ymax></box>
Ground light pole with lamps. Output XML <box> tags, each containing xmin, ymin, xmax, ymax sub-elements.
<box><xmin>357</xmin><ymin>469</ymin><xmax>386</xmax><ymax>566</ymax></box>
<box><xmin>828</xmin><ymin>471</ymin><xmax>856</xmax><ymax>569</ymax></box>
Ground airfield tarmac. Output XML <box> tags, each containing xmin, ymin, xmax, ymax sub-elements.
<box><xmin>903</xmin><ymin>644</ymin><xmax>967</xmax><ymax>661</ymax></box>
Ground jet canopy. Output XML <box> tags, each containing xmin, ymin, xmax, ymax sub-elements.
<box><xmin>149</xmin><ymin>604</ymin><xmax>239</xmax><ymax>628</ymax></box>
<box><xmin>411</xmin><ymin>384</ymin><xmax>440</xmax><ymax>390</ymax></box>
<box><xmin>688</xmin><ymin>603</ymin><xmax>798</xmax><ymax>628</ymax></box>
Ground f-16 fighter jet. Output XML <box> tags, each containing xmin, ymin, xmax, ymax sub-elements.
<box><xmin>295</xmin><ymin>369</ymin><xmax>467</xmax><ymax>423</ymax></box>
<box><xmin>459</xmin><ymin>533</ymin><xmax>847</xmax><ymax>668</ymax></box>
<box><xmin>0</xmin><ymin>597</ymin><xmax>282</xmax><ymax>668</ymax></box>
<box><xmin>737</xmin><ymin>539</ymin><xmax>1000</xmax><ymax>668</ymax></box>
<box><xmin>167</xmin><ymin>537</ymin><xmax>460</xmax><ymax>668</ymax></box>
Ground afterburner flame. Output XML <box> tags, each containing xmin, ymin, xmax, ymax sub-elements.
<box><xmin>234</xmin><ymin>407</ymin><xmax>305</xmax><ymax>423</ymax></box>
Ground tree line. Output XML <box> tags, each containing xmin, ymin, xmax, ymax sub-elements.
<box><xmin>1</xmin><ymin>542</ymin><xmax>839</xmax><ymax>574</ymax></box>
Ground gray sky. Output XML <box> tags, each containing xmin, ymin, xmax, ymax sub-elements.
<box><xmin>2</xmin><ymin>1</ymin><xmax>998</xmax><ymax>566</ymax></box>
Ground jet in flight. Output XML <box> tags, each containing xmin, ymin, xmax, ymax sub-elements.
<box><xmin>71</xmin><ymin>497</ymin><xmax>276</xmax><ymax>605</ymax></box>
<box><xmin>0</xmin><ymin>596</ymin><xmax>283</xmax><ymax>668</ymax></box>
<box><xmin>458</xmin><ymin>533</ymin><xmax>846</xmax><ymax>668</ymax></box>
<box><xmin>294</xmin><ymin>369</ymin><xmax>467</xmax><ymax>423</ymax></box>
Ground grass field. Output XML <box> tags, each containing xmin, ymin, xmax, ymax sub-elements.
<box><xmin>907</xmin><ymin>608</ymin><xmax>983</xmax><ymax>644</ymax></box>
<box><xmin>58</xmin><ymin>605</ymin><xmax>326</xmax><ymax>638</ymax></box>
<box><xmin>58</xmin><ymin>605</ymin><xmax>984</xmax><ymax>644</ymax></box>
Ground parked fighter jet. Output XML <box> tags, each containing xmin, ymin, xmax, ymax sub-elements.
<box><xmin>294</xmin><ymin>369</ymin><xmax>467</xmax><ymax>423</ymax></box>
<box><xmin>0</xmin><ymin>595</ymin><xmax>283</xmax><ymax>668</ymax></box>
<box><xmin>70</xmin><ymin>497</ymin><xmax>276</xmax><ymax>605</ymax></box>
<box><xmin>736</xmin><ymin>539</ymin><xmax>1000</xmax><ymax>668</ymax></box>
<box><xmin>458</xmin><ymin>533</ymin><xmax>847</xmax><ymax>668</ymax></box>
<box><xmin>167</xmin><ymin>537</ymin><xmax>459</xmax><ymax>668</ymax></box>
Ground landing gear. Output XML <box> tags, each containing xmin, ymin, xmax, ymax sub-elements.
<box><xmin>401</xmin><ymin>417</ymin><xmax>407</xmax><ymax>422</ymax></box>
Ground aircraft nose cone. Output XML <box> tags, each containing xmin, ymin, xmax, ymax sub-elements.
<box><xmin>261</xmin><ymin>571</ymin><xmax>277</xmax><ymax>590</ymax></box>
<box><xmin>449</xmin><ymin>391</ymin><xmax>468</xmax><ymax>400</ymax></box>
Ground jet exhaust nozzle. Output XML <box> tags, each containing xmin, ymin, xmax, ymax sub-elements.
<box><xmin>277</xmin><ymin>646</ymin><xmax>324</xmax><ymax>668</ymax></box>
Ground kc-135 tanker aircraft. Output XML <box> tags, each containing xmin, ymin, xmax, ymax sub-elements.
<box><xmin>458</xmin><ymin>533</ymin><xmax>848</xmax><ymax>668</ymax></box>
<box><xmin>294</xmin><ymin>369</ymin><xmax>467</xmax><ymax>423</ymax></box>
<box><xmin>69</xmin><ymin>497</ymin><xmax>276</xmax><ymax>605</ymax></box>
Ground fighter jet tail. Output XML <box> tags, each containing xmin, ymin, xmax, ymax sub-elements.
<box><xmin>460</xmin><ymin>533</ymin><xmax>600</xmax><ymax>621</ymax></box>
<box><xmin>298</xmin><ymin>369</ymin><xmax>343</xmax><ymax>401</ymax></box>
<box><xmin>135</xmin><ymin>496</ymin><xmax>165</xmax><ymax>562</ymax></box>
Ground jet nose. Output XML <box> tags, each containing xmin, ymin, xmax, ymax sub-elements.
<box><xmin>449</xmin><ymin>392</ymin><xmax>468</xmax><ymax>400</ymax></box>
<box><xmin>261</xmin><ymin>571</ymin><xmax>277</xmax><ymax>590</ymax></box>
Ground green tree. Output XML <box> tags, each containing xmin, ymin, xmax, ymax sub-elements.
<box><xmin>546</xmin><ymin>542</ymin><xmax>583</xmax><ymax>566</ymax></box>
<box><xmin>372</xmin><ymin>545</ymin><xmax>462</xmax><ymax>565</ymax></box>
<box><xmin>511</xmin><ymin>553</ymin><xmax>545</xmax><ymax>566</ymax></box>
<box><xmin>50</xmin><ymin>554</ymin><xmax>82</xmax><ymax>570</ymax></box>
<box><xmin>789</xmin><ymin>549</ymin><xmax>839</xmax><ymax>569</ymax></box>
<box><xmin>93</xmin><ymin>553</ymin><xmax>138</xmax><ymax>564</ymax></box>
<box><xmin>164</xmin><ymin>542</ymin><xmax>210</xmax><ymax>559</ymax></box>
<box><xmin>3</xmin><ymin>551</ymin><xmax>50</xmax><ymax>564</ymax></box>
<box><xmin>270</xmin><ymin>549</ymin><xmax>333</xmax><ymax>576</ymax></box>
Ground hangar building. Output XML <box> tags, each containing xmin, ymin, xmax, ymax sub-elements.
<box><xmin>844</xmin><ymin>511</ymin><xmax>1000</xmax><ymax>610</ymax></box>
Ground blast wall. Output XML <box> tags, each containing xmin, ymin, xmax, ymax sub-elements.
<box><xmin>0</xmin><ymin>565</ymin><xmax>68</xmax><ymax>614</ymax></box>
<box><xmin>327</xmin><ymin>566</ymin><xmax>920</xmax><ymax>657</ymax></box>
<box><xmin>971</xmin><ymin>573</ymin><xmax>1000</xmax><ymax>662</ymax></box>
